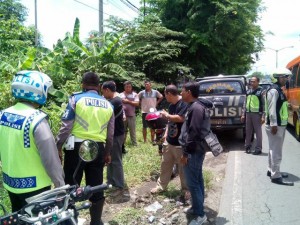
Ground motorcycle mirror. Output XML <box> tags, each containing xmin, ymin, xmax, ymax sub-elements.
<box><xmin>78</xmin><ymin>140</ymin><xmax>99</xmax><ymax>163</ymax></box>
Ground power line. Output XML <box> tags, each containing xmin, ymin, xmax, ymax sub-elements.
<box><xmin>119</xmin><ymin>0</ymin><xmax>139</xmax><ymax>13</ymax></box>
<box><xmin>73</xmin><ymin>0</ymin><xmax>111</xmax><ymax>16</ymax></box>
<box><xmin>108</xmin><ymin>0</ymin><xmax>134</xmax><ymax>17</ymax></box>
<box><xmin>125</xmin><ymin>0</ymin><xmax>139</xmax><ymax>11</ymax></box>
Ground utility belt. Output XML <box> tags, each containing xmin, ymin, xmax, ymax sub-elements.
<box><xmin>65</xmin><ymin>135</ymin><xmax>103</xmax><ymax>150</ymax></box>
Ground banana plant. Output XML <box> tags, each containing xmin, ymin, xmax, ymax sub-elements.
<box><xmin>61</xmin><ymin>18</ymin><xmax>129</xmax><ymax>80</ymax></box>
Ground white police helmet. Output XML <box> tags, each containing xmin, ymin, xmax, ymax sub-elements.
<box><xmin>11</xmin><ymin>70</ymin><xmax>53</xmax><ymax>105</ymax></box>
<box><xmin>270</xmin><ymin>68</ymin><xmax>292</xmax><ymax>83</ymax></box>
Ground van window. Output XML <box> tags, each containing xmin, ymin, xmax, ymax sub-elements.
<box><xmin>199</xmin><ymin>81</ymin><xmax>243</xmax><ymax>95</ymax></box>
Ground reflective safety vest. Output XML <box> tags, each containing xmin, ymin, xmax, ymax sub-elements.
<box><xmin>0</xmin><ymin>103</ymin><xmax>52</xmax><ymax>194</ymax></box>
<box><xmin>71</xmin><ymin>92</ymin><xmax>113</xmax><ymax>141</ymax></box>
<box><xmin>265</xmin><ymin>84</ymin><xmax>288</xmax><ymax>126</ymax></box>
<box><xmin>246</xmin><ymin>87</ymin><xmax>264</xmax><ymax>113</ymax></box>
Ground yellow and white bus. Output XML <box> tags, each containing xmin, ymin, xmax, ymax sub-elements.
<box><xmin>286</xmin><ymin>56</ymin><xmax>300</xmax><ymax>141</ymax></box>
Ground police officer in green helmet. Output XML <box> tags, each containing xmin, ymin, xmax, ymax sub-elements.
<box><xmin>265</xmin><ymin>68</ymin><xmax>293</xmax><ymax>186</ymax></box>
<box><xmin>0</xmin><ymin>70</ymin><xmax>65</xmax><ymax>212</ymax></box>
<box><xmin>56</xmin><ymin>72</ymin><xmax>114</xmax><ymax>225</ymax></box>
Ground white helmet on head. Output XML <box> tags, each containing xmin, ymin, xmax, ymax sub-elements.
<box><xmin>270</xmin><ymin>68</ymin><xmax>292</xmax><ymax>83</ymax></box>
<box><xmin>11</xmin><ymin>70</ymin><xmax>53</xmax><ymax>105</ymax></box>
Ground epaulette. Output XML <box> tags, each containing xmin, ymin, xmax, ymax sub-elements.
<box><xmin>71</xmin><ymin>91</ymin><xmax>83</xmax><ymax>96</ymax></box>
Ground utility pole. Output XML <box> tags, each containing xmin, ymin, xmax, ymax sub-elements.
<box><xmin>34</xmin><ymin>0</ymin><xmax>38</xmax><ymax>46</ymax></box>
<box><xmin>99</xmin><ymin>0</ymin><xmax>103</xmax><ymax>46</ymax></box>
<box><xmin>99</xmin><ymin>0</ymin><xmax>103</xmax><ymax>35</ymax></box>
<box><xmin>144</xmin><ymin>0</ymin><xmax>145</xmax><ymax>17</ymax></box>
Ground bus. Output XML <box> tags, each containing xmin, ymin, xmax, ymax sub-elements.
<box><xmin>286</xmin><ymin>56</ymin><xmax>300</xmax><ymax>141</ymax></box>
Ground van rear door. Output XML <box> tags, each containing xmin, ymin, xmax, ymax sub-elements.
<box><xmin>198</xmin><ymin>79</ymin><xmax>246</xmax><ymax>130</ymax></box>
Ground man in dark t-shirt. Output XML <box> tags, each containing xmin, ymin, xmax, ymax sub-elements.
<box><xmin>151</xmin><ymin>85</ymin><xmax>189</xmax><ymax>196</ymax></box>
<box><xmin>102</xmin><ymin>81</ymin><xmax>126</xmax><ymax>194</ymax></box>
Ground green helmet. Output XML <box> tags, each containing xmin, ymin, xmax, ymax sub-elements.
<box><xmin>270</xmin><ymin>68</ymin><xmax>292</xmax><ymax>83</ymax></box>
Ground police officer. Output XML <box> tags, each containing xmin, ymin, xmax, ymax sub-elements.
<box><xmin>265</xmin><ymin>68</ymin><xmax>293</xmax><ymax>186</ymax></box>
<box><xmin>241</xmin><ymin>76</ymin><xmax>265</xmax><ymax>155</ymax></box>
<box><xmin>56</xmin><ymin>72</ymin><xmax>114</xmax><ymax>225</ymax></box>
<box><xmin>0</xmin><ymin>71</ymin><xmax>65</xmax><ymax>212</ymax></box>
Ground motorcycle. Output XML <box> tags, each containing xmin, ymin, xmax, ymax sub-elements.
<box><xmin>0</xmin><ymin>140</ymin><xmax>109</xmax><ymax>225</ymax></box>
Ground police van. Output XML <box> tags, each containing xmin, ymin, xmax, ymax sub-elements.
<box><xmin>196</xmin><ymin>75</ymin><xmax>247</xmax><ymax>138</ymax></box>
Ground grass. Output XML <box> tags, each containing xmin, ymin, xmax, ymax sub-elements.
<box><xmin>122</xmin><ymin>114</ymin><xmax>213</xmax><ymax>189</ymax></box>
<box><xmin>108</xmin><ymin>207</ymin><xmax>144</xmax><ymax>224</ymax></box>
<box><xmin>0</xmin><ymin>113</ymin><xmax>214</xmax><ymax>219</ymax></box>
<box><xmin>0</xmin><ymin>169</ymin><xmax>11</xmax><ymax>213</ymax></box>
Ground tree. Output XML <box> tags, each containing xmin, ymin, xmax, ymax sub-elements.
<box><xmin>0</xmin><ymin>18</ymin><xmax>132</xmax><ymax>96</ymax></box>
<box><xmin>0</xmin><ymin>0</ymin><xmax>28</xmax><ymax>22</ymax></box>
<box><xmin>0</xmin><ymin>0</ymin><xmax>36</xmax><ymax>61</ymax></box>
<box><xmin>146</xmin><ymin>0</ymin><xmax>264</xmax><ymax>76</ymax></box>
<box><xmin>250</xmin><ymin>71</ymin><xmax>264</xmax><ymax>80</ymax></box>
<box><xmin>110</xmin><ymin>15</ymin><xmax>188</xmax><ymax>85</ymax></box>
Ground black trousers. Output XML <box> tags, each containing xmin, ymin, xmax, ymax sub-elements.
<box><xmin>63</xmin><ymin>142</ymin><xmax>105</xmax><ymax>202</ymax></box>
<box><xmin>8</xmin><ymin>186</ymin><xmax>51</xmax><ymax>212</ymax></box>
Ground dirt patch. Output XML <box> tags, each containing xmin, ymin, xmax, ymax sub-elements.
<box><xmin>99</xmin><ymin>151</ymin><xmax>228</xmax><ymax>225</ymax></box>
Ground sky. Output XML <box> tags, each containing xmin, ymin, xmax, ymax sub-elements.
<box><xmin>20</xmin><ymin>0</ymin><xmax>300</xmax><ymax>75</ymax></box>
<box><xmin>250</xmin><ymin>0</ymin><xmax>300</xmax><ymax>75</ymax></box>
<box><xmin>20</xmin><ymin>0</ymin><xmax>141</xmax><ymax>47</ymax></box>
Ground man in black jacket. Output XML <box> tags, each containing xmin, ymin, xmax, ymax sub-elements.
<box><xmin>179</xmin><ymin>81</ymin><xmax>211</xmax><ymax>225</ymax></box>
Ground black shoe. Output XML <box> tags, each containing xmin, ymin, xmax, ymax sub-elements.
<box><xmin>252</xmin><ymin>150</ymin><xmax>262</xmax><ymax>155</ymax></box>
<box><xmin>122</xmin><ymin>145</ymin><xmax>127</xmax><ymax>154</ymax></box>
<box><xmin>267</xmin><ymin>171</ymin><xmax>288</xmax><ymax>178</ymax></box>
<box><xmin>271</xmin><ymin>177</ymin><xmax>294</xmax><ymax>186</ymax></box>
<box><xmin>245</xmin><ymin>146</ymin><xmax>251</xmax><ymax>154</ymax></box>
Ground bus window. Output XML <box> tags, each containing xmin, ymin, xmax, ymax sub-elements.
<box><xmin>290</xmin><ymin>65</ymin><xmax>298</xmax><ymax>88</ymax></box>
<box><xmin>297</xmin><ymin>69</ymin><xmax>300</xmax><ymax>87</ymax></box>
<box><xmin>286</xmin><ymin>55</ymin><xmax>300</xmax><ymax>141</ymax></box>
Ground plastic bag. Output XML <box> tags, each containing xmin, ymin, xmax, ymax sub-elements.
<box><xmin>204</xmin><ymin>131</ymin><xmax>223</xmax><ymax>157</ymax></box>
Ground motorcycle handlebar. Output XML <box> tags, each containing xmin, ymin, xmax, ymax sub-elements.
<box><xmin>0</xmin><ymin>183</ymin><xmax>110</xmax><ymax>225</ymax></box>
<box><xmin>72</xmin><ymin>183</ymin><xmax>110</xmax><ymax>201</ymax></box>
<box><xmin>89</xmin><ymin>183</ymin><xmax>110</xmax><ymax>193</ymax></box>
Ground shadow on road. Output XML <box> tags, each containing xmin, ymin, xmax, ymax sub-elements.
<box><xmin>281</xmin><ymin>172</ymin><xmax>300</xmax><ymax>183</ymax></box>
<box><xmin>286</xmin><ymin>124</ymin><xmax>299</xmax><ymax>142</ymax></box>
<box><xmin>185</xmin><ymin>206</ymin><xmax>219</xmax><ymax>225</ymax></box>
<box><xmin>214</xmin><ymin>216</ymin><xmax>230</xmax><ymax>225</ymax></box>
<box><xmin>214</xmin><ymin>129</ymin><xmax>244</xmax><ymax>152</ymax></box>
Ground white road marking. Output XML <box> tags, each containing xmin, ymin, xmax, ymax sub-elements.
<box><xmin>231</xmin><ymin>151</ymin><xmax>243</xmax><ymax>225</ymax></box>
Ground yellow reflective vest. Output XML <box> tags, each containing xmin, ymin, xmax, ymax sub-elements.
<box><xmin>0</xmin><ymin>103</ymin><xmax>52</xmax><ymax>193</ymax></box>
<box><xmin>265</xmin><ymin>84</ymin><xmax>288</xmax><ymax>126</ymax></box>
<box><xmin>71</xmin><ymin>92</ymin><xmax>113</xmax><ymax>141</ymax></box>
<box><xmin>246</xmin><ymin>87</ymin><xmax>264</xmax><ymax>113</ymax></box>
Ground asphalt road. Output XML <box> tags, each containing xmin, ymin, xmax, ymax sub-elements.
<box><xmin>215</xmin><ymin>125</ymin><xmax>300</xmax><ymax>225</ymax></box>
